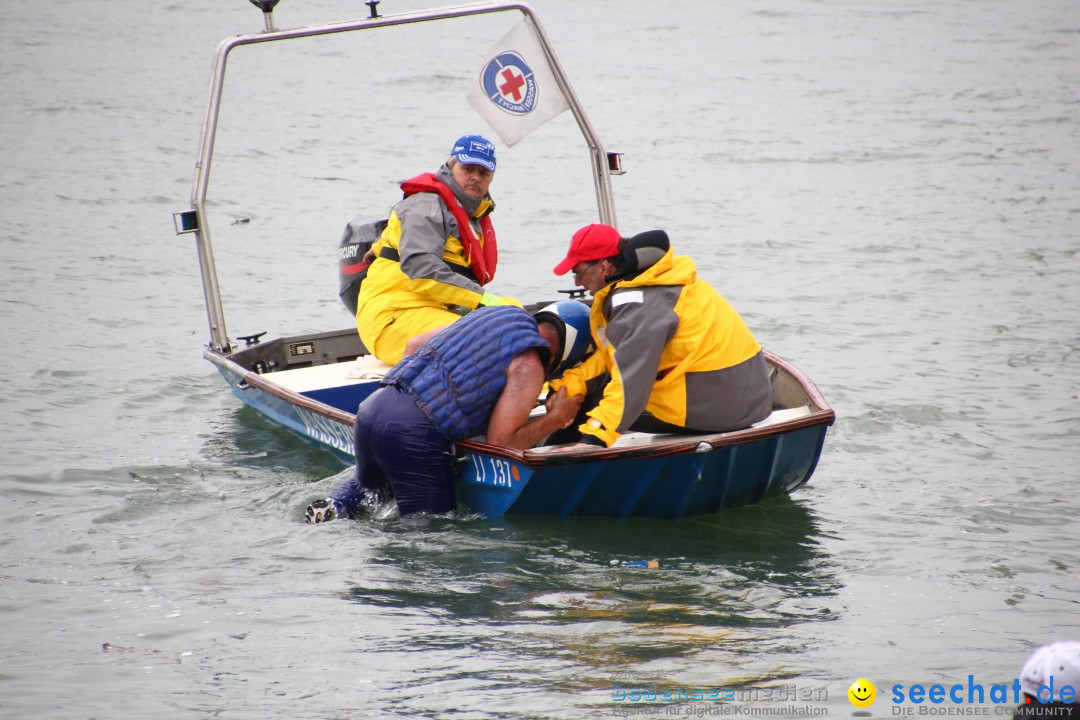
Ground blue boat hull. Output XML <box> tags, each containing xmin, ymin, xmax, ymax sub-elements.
<box><xmin>458</xmin><ymin>423</ymin><xmax>827</xmax><ymax>518</ymax></box>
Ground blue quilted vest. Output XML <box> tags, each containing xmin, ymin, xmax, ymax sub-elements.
<box><xmin>383</xmin><ymin>306</ymin><xmax>549</xmax><ymax>439</ymax></box>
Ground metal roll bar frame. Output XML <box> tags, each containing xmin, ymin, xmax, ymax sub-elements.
<box><xmin>175</xmin><ymin>2</ymin><xmax>618</xmax><ymax>354</ymax></box>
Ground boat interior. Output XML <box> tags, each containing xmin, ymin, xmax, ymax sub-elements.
<box><xmin>216</xmin><ymin>325</ymin><xmax>822</xmax><ymax>448</ymax></box>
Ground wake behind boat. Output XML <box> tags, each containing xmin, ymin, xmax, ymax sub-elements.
<box><xmin>175</xmin><ymin>1</ymin><xmax>835</xmax><ymax>519</ymax></box>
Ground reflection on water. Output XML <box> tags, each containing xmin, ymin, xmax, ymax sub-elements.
<box><xmin>341</xmin><ymin>497</ymin><xmax>837</xmax><ymax>706</ymax></box>
<box><xmin>201</xmin><ymin>405</ymin><xmax>347</xmax><ymax>472</ymax></box>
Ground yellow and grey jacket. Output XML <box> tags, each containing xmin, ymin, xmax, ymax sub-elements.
<box><xmin>550</xmin><ymin>247</ymin><xmax>772</xmax><ymax>447</ymax></box>
<box><xmin>356</xmin><ymin>164</ymin><xmax>494</xmax><ymax>352</ymax></box>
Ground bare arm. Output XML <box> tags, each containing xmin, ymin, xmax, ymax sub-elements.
<box><xmin>485</xmin><ymin>350</ymin><xmax>584</xmax><ymax>450</ymax></box>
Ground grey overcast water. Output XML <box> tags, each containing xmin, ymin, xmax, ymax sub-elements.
<box><xmin>1</xmin><ymin>0</ymin><xmax>1078</xmax><ymax>717</ymax></box>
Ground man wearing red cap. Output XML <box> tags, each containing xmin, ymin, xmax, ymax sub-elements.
<box><xmin>549</xmin><ymin>224</ymin><xmax>773</xmax><ymax>447</ymax></box>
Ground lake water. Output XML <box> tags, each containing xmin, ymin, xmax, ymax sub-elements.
<box><xmin>1</xmin><ymin>0</ymin><xmax>1078</xmax><ymax>717</ymax></box>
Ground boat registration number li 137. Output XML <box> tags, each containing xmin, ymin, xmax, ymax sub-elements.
<box><xmin>467</xmin><ymin>455</ymin><xmax>521</xmax><ymax>488</ymax></box>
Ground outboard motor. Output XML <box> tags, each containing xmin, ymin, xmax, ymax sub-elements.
<box><xmin>338</xmin><ymin>215</ymin><xmax>388</xmax><ymax>315</ymax></box>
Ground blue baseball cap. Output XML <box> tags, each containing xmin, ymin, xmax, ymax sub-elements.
<box><xmin>451</xmin><ymin>135</ymin><xmax>496</xmax><ymax>173</ymax></box>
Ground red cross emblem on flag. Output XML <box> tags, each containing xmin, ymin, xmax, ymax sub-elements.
<box><xmin>475</xmin><ymin>49</ymin><xmax>540</xmax><ymax>118</ymax></box>
<box><xmin>497</xmin><ymin>66</ymin><xmax>527</xmax><ymax>102</ymax></box>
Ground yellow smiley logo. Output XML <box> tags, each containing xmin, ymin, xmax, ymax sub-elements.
<box><xmin>848</xmin><ymin>678</ymin><xmax>876</xmax><ymax>708</ymax></box>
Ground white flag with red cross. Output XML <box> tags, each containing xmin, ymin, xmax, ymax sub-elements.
<box><xmin>466</xmin><ymin>20</ymin><xmax>570</xmax><ymax>147</ymax></box>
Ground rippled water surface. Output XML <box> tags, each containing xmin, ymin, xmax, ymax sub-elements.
<box><xmin>2</xmin><ymin>0</ymin><xmax>1078</xmax><ymax>717</ymax></box>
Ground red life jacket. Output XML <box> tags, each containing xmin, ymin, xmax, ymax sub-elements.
<box><xmin>399</xmin><ymin>173</ymin><xmax>497</xmax><ymax>285</ymax></box>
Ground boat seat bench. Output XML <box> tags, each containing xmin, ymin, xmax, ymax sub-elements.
<box><xmin>260</xmin><ymin>355</ymin><xmax>391</xmax><ymax>412</ymax></box>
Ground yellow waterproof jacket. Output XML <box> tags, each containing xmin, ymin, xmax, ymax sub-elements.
<box><xmin>550</xmin><ymin>248</ymin><xmax>772</xmax><ymax>446</ymax></box>
<box><xmin>356</xmin><ymin>165</ymin><xmax>493</xmax><ymax>360</ymax></box>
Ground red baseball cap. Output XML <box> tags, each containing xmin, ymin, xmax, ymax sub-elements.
<box><xmin>552</xmin><ymin>224</ymin><xmax>622</xmax><ymax>276</ymax></box>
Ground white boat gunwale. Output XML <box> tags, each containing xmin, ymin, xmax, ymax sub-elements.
<box><xmin>208</xmin><ymin>332</ymin><xmax>835</xmax><ymax>469</ymax></box>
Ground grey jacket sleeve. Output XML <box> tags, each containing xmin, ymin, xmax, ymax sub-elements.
<box><xmin>395</xmin><ymin>193</ymin><xmax>484</xmax><ymax>293</ymax></box>
<box><xmin>603</xmin><ymin>285</ymin><xmax>681</xmax><ymax>433</ymax></box>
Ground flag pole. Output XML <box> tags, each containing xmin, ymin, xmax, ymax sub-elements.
<box><xmin>517</xmin><ymin>7</ymin><xmax>618</xmax><ymax>228</ymax></box>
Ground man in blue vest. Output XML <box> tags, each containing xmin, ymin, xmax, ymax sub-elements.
<box><xmin>306</xmin><ymin>301</ymin><xmax>591</xmax><ymax>520</ymax></box>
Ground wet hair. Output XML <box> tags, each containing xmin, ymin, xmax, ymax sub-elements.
<box><xmin>533</xmin><ymin>319</ymin><xmax>557</xmax><ymax>374</ymax></box>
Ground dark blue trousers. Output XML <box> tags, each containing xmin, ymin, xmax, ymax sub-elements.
<box><xmin>334</xmin><ymin>385</ymin><xmax>457</xmax><ymax>516</ymax></box>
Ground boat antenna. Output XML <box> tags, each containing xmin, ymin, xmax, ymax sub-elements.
<box><xmin>249</xmin><ymin>0</ymin><xmax>280</xmax><ymax>32</ymax></box>
<box><xmin>365</xmin><ymin>1</ymin><xmax>380</xmax><ymax>19</ymax></box>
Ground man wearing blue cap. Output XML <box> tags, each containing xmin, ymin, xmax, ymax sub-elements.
<box><xmin>356</xmin><ymin>134</ymin><xmax>521</xmax><ymax>365</ymax></box>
